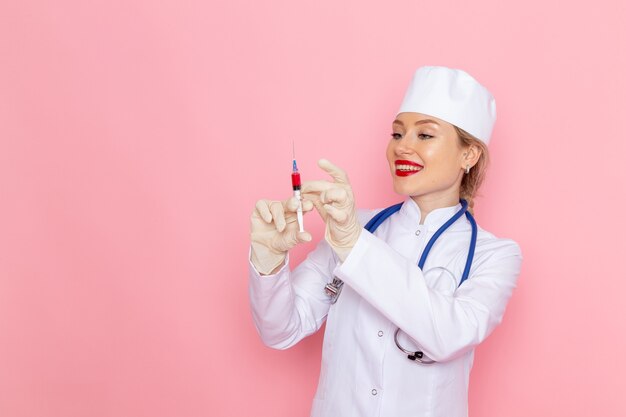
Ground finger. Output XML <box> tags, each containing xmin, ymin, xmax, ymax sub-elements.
<box><xmin>318</xmin><ymin>158</ymin><xmax>349</xmax><ymax>184</ymax></box>
<box><xmin>301</xmin><ymin>192</ymin><xmax>321</xmax><ymax>205</ymax></box>
<box><xmin>255</xmin><ymin>200</ymin><xmax>273</xmax><ymax>223</ymax></box>
<box><xmin>308</xmin><ymin>197</ymin><xmax>327</xmax><ymax>220</ymax></box>
<box><xmin>269</xmin><ymin>201</ymin><xmax>286</xmax><ymax>232</ymax></box>
<box><xmin>320</xmin><ymin>188</ymin><xmax>348</xmax><ymax>205</ymax></box>
<box><xmin>311</xmin><ymin>198</ymin><xmax>325</xmax><ymax>211</ymax></box>
<box><xmin>274</xmin><ymin>228</ymin><xmax>310</xmax><ymax>251</ymax></box>
<box><xmin>285</xmin><ymin>196</ymin><xmax>314</xmax><ymax>213</ymax></box>
<box><xmin>296</xmin><ymin>231</ymin><xmax>312</xmax><ymax>243</ymax></box>
<box><xmin>324</xmin><ymin>204</ymin><xmax>348</xmax><ymax>223</ymax></box>
<box><xmin>284</xmin><ymin>196</ymin><xmax>299</xmax><ymax>213</ymax></box>
<box><xmin>301</xmin><ymin>199</ymin><xmax>314</xmax><ymax>212</ymax></box>
<box><xmin>301</xmin><ymin>180</ymin><xmax>336</xmax><ymax>195</ymax></box>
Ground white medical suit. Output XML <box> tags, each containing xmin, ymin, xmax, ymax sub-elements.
<box><xmin>248</xmin><ymin>198</ymin><xmax>522</xmax><ymax>417</ymax></box>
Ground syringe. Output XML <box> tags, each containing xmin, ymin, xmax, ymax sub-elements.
<box><xmin>291</xmin><ymin>144</ymin><xmax>304</xmax><ymax>233</ymax></box>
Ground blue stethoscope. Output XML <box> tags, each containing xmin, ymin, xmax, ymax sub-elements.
<box><xmin>324</xmin><ymin>199</ymin><xmax>478</xmax><ymax>364</ymax></box>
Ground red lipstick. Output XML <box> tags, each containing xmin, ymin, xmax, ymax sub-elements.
<box><xmin>395</xmin><ymin>159</ymin><xmax>423</xmax><ymax>177</ymax></box>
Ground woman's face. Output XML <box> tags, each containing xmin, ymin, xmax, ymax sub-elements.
<box><xmin>386</xmin><ymin>112</ymin><xmax>468</xmax><ymax>202</ymax></box>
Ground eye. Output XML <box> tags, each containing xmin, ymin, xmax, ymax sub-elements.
<box><xmin>418</xmin><ymin>134</ymin><xmax>434</xmax><ymax>139</ymax></box>
<box><xmin>391</xmin><ymin>133</ymin><xmax>403</xmax><ymax>140</ymax></box>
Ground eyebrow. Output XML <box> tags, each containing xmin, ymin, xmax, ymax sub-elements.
<box><xmin>393</xmin><ymin>119</ymin><xmax>440</xmax><ymax>126</ymax></box>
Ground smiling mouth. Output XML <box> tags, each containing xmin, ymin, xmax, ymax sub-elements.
<box><xmin>395</xmin><ymin>160</ymin><xmax>423</xmax><ymax>177</ymax></box>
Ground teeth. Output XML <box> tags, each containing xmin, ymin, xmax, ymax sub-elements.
<box><xmin>396</xmin><ymin>164</ymin><xmax>422</xmax><ymax>171</ymax></box>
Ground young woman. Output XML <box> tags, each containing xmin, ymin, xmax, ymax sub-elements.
<box><xmin>248</xmin><ymin>66</ymin><xmax>522</xmax><ymax>417</ymax></box>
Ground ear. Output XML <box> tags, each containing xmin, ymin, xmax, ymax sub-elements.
<box><xmin>462</xmin><ymin>144</ymin><xmax>482</xmax><ymax>170</ymax></box>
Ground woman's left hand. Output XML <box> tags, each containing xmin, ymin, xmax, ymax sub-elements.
<box><xmin>302</xmin><ymin>159</ymin><xmax>362</xmax><ymax>261</ymax></box>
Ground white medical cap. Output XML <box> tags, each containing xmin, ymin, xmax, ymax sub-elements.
<box><xmin>397</xmin><ymin>66</ymin><xmax>497</xmax><ymax>144</ymax></box>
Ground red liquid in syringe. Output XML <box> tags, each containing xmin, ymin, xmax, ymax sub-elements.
<box><xmin>292</xmin><ymin>159</ymin><xmax>301</xmax><ymax>190</ymax></box>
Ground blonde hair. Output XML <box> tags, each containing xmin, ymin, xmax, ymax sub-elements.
<box><xmin>454</xmin><ymin>126</ymin><xmax>490</xmax><ymax>215</ymax></box>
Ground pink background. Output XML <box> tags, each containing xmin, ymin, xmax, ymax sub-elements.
<box><xmin>1</xmin><ymin>0</ymin><xmax>625</xmax><ymax>416</ymax></box>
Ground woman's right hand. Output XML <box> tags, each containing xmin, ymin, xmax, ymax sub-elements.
<box><xmin>250</xmin><ymin>197</ymin><xmax>314</xmax><ymax>275</ymax></box>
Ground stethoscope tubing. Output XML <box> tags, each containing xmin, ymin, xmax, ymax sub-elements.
<box><xmin>326</xmin><ymin>199</ymin><xmax>478</xmax><ymax>364</ymax></box>
<box><xmin>394</xmin><ymin>328</ymin><xmax>436</xmax><ymax>364</ymax></box>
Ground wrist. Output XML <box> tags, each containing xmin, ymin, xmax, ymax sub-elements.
<box><xmin>325</xmin><ymin>227</ymin><xmax>361</xmax><ymax>262</ymax></box>
<box><xmin>250</xmin><ymin>242</ymin><xmax>287</xmax><ymax>275</ymax></box>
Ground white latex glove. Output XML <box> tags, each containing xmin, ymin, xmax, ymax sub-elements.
<box><xmin>302</xmin><ymin>159</ymin><xmax>361</xmax><ymax>262</ymax></box>
<box><xmin>250</xmin><ymin>196</ymin><xmax>314</xmax><ymax>275</ymax></box>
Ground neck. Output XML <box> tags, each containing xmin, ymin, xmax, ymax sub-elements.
<box><xmin>411</xmin><ymin>192</ymin><xmax>460</xmax><ymax>225</ymax></box>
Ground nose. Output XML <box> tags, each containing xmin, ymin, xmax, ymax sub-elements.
<box><xmin>393</xmin><ymin>133</ymin><xmax>415</xmax><ymax>156</ymax></box>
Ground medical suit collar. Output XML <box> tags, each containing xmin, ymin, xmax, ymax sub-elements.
<box><xmin>399</xmin><ymin>197</ymin><xmax>469</xmax><ymax>231</ymax></box>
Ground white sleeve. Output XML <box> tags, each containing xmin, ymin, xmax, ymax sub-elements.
<box><xmin>247</xmin><ymin>238</ymin><xmax>338</xmax><ymax>350</ymax></box>
<box><xmin>333</xmin><ymin>229</ymin><xmax>523</xmax><ymax>362</ymax></box>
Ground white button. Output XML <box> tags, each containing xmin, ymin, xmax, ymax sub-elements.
<box><xmin>377</xmin><ymin>330</ymin><xmax>384</xmax><ymax>337</ymax></box>
<box><xmin>415</xmin><ymin>230</ymin><xmax>421</xmax><ymax>236</ymax></box>
<box><xmin>371</xmin><ymin>389</ymin><xmax>378</xmax><ymax>396</ymax></box>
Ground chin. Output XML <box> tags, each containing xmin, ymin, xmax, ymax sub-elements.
<box><xmin>392</xmin><ymin>181</ymin><xmax>420</xmax><ymax>197</ymax></box>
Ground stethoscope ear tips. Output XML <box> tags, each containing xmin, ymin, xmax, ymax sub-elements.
<box><xmin>407</xmin><ymin>352</ymin><xmax>424</xmax><ymax>361</ymax></box>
